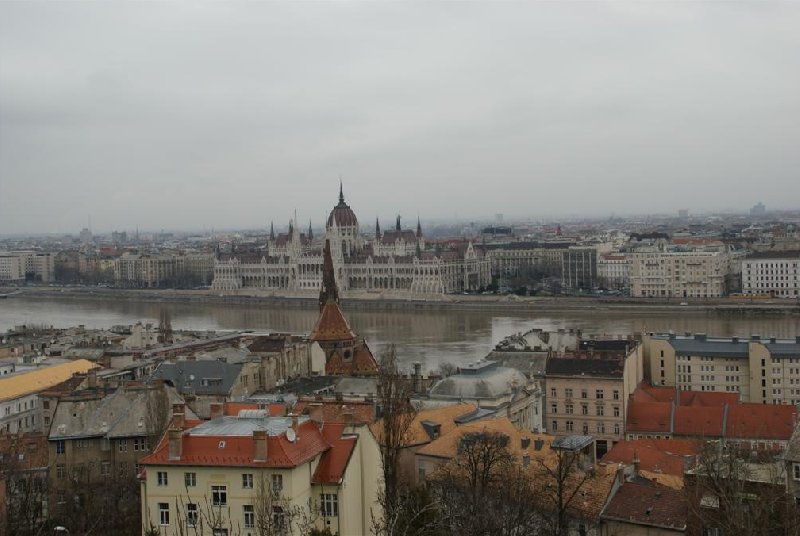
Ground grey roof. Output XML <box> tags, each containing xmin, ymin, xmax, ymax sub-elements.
<box><xmin>552</xmin><ymin>435</ymin><xmax>594</xmax><ymax>451</ymax></box>
<box><xmin>546</xmin><ymin>357</ymin><xmax>623</xmax><ymax>378</ymax></box>
<box><xmin>784</xmin><ymin>422</ymin><xmax>800</xmax><ymax>463</ymax></box>
<box><xmin>429</xmin><ymin>362</ymin><xmax>528</xmax><ymax>400</ymax></box>
<box><xmin>454</xmin><ymin>407</ymin><xmax>496</xmax><ymax>424</ymax></box>
<box><xmin>49</xmin><ymin>385</ymin><xmax>192</xmax><ymax>440</ymax></box>
<box><xmin>487</xmin><ymin>351</ymin><xmax>549</xmax><ymax>378</ymax></box>
<box><xmin>764</xmin><ymin>341</ymin><xmax>800</xmax><ymax>358</ymax></box>
<box><xmin>668</xmin><ymin>338</ymin><xmax>749</xmax><ymax>358</ymax></box>
<box><xmin>153</xmin><ymin>360</ymin><xmax>243</xmax><ymax>395</ymax></box>
<box><xmin>196</xmin><ymin>347</ymin><xmax>256</xmax><ymax>364</ymax></box>
<box><xmin>188</xmin><ymin>415</ymin><xmax>309</xmax><ymax>437</ymax></box>
<box><xmin>334</xmin><ymin>377</ymin><xmax>379</xmax><ymax>397</ymax></box>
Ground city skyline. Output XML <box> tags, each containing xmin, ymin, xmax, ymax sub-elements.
<box><xmin>2</xmin><ymin>2</ymin><xmax>799</xmax><ymax>234</ymax></box>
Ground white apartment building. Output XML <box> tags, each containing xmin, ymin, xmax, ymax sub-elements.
<box><xmin>742</xmin><ymin>254</ymin><xmax>800</xmax><ymax>298</ymax></box>
<box><xmin>629</xmin><ymin>250</ymin><xmax>732</xmax><ymax>298</ymax></box>
<box><xmin>597</xmin><ymin>254</ymin><xmax>629</xmax><ymax>290</ymax></box>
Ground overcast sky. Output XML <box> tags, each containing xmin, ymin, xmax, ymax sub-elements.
<box><xmin>1</xmin><ymin>2</ymin><xmax>799</xmax><ymax>234</ymax></box>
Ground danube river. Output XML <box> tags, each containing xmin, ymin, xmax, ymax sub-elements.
<box><xmin>2</xmin><ymin>295</ymin><xmax>799</xmax><ymax>371</ymax></box>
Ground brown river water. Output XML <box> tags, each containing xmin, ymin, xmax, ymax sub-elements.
<box><xmin>2</xmin><ymin>295</ymin><xmax>798</xmax><ymax>371</ymax></box>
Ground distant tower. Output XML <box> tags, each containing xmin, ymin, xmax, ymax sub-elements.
<box><xmin>269</xmin><ymin>221</ymin><xmax>275</xmax><ymax>241</ymax></box>
<box><xmin>396</xmin><ymin>215</ymin><xmax>401</xmax><ymax>231</ymax></box>
<box><xmin>375</xmin><ymin>217</ymin><xmax>381</xmax><ymax>239</ymax></box>
<box><xmin>416</xmin><ymin>217</ymin><xmax>422</xmax><ymax>238</ymax></box>
<box><xmin>325</xmin><ymin>181</ymin><xmax>360</xmax><ymax>258</ymax></box>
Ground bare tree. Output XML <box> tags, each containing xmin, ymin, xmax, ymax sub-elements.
<box><xmin>376</xmin><ymin>344</ymin><xmax>418</xmax><ymax>524</ymax></box>
<box><xmin>430</xmin><ymin>431</ymin><xmax>541</xmax><ymax>536</ymax></box>
<box><xmin>531</xmin><ymin>445</ymin><xmax>593</xmax><ymax>536</ymax></box>
<box><xmin>0</xmin><ymin>434</ymin><xmax>48</xmax><ymax>536</ymax></box>
<box><xmin>684</xmin><ymin>442</ymin><xmax>799</xmax><ymax>536</ymax></box>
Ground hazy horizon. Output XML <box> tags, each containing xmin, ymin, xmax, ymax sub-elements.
<box><xmin>2</xmin><ymin>2</ymin><xmax>799</xmax><ymax>234</ymax></box>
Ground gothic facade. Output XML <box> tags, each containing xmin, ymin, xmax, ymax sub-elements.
<box><xmin>211</xmin><ymin>187</ymin><xmax>491</xmax><ymax>296</ymax></box>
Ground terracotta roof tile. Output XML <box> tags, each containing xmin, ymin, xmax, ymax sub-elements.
<box><xmin>310</xmin><ymin>302</ymin><xmax>356</xmax><ymax>342</ymax></box>
<box><xmin>601</xmin><ymin>439</ymin><xmax>703</xmax><ymax>480</ymax></box>
<box><xmin>726</xmin><ymin>404</ymin><xmax>796</xmax><ymax>441</ymax></box>
<box><xmin>370</xmin><ymin>403</ymin><xmax>477</xmax><ymax>447</ymax></box>
<box><xmin>673</xmin><ymin>406</ymin><xmax>724</xmax><ymax>437</ymax></box>
<box><xmin>626</xmin><ymin>402</ymin><xmax>673</xmax><ymax>434</ymax></box>
<box><xmin>602</xmin><ymin>479</ymin><xmax>687</xmax><ymax>530</ymax></box>
<box><xmin>312</xmin><ymin>423</ymin><xmax>357</xmax><ymax>485</ymax></box>
<box><xmin>140</xmin><ymin>420</ymin><xmax>329</xmax><ymax>468</ymax></box>
<box><xmin>294</xmin><ymin>399</ymin><xmax>375</xmax><ymax>424</ymax></box>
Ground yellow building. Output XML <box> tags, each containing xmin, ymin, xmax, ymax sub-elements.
<box><xmin>643</xmin><ymin>332</ymin><xmax>800</xmax><ymax>404</ymax></box>
<box><xmin>139</xmin><ymin>409</ymin><xmax>382</xmax><ymax>535</ymax></box>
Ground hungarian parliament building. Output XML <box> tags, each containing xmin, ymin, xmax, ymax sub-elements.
<box><xmin>211</xmin><ymin>187</ymin><xmax>492</xmax><ymax>296</ymax></box>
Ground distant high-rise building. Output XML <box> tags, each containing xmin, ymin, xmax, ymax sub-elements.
<box><xmin>750</xmin><ymin>202</ymin><xmax>766</xmax><ymax>216</ymax></box>
<box><xmin>79</xmin><ymin>227</ymin><xmax>93</xmax><ymax>245</ymax></box>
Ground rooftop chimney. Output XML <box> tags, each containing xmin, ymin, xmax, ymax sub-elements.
<box><xmin>309</xmin><ymin>403</ymin><xmax>324</xmax><ymax>423</ymax></box>
<box><xmin>290</xmin><ymin>413</ymin><xmax>299</xmax><ymax>438</ymax></box>
<box><xmin>88</xmin><ymin>370</ymin><xmax>98</xmax><ymax>389</ymax></box>
<box><xmin>732</xmin><ymin>336</ymin><xmax>739</xmax><ymax>344</ymax></box>
<box><xmin>633</xmin><ymin>450</ymin><xmax>640</xmax><ymax>475</ymax></box>
<box><xmin>413</xmin><ymin>362</ymin><xmax>422</xmax><ymax>394</ymax></box>
<box><xmin>751</xmin><ymin>334</ymin><xmax>761</xmax><ymax>341</ymax></box>
<box><xmin>168</xmin><ymin>429</ymin><xmax>182</xmax><ymax>460</ymax></box>
<box><xmin>210</xmin><ymin>402</ymin><xmax>224</xmax><ymax>419</ymax></box>
<box><xmin>253</xmin><ymin>429</ymin><xmax>268</xmax><ymax>461</ymax></box>
<box><xmin>172</xmin><ymin>411</ymin><xmax>185</xmax><ymax>430</ymax></box>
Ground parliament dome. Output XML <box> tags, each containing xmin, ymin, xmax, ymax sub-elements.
<box><xmin>327</xmin><ymin>185</ymin><xmax>359</xmax><ymax>228</ymax></box>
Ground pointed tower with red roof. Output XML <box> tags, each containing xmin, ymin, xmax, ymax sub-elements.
<box><xmin>310</xmin><ymin>240</ymin><xmax>378</xmax><ymax>375</ymax></box>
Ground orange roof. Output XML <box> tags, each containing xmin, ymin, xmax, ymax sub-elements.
<box><xmin>310</xmin><ymin>302</ymin><xmax>356</xmax><ymax>342</ymax></box>
<box><xmin>140</xmin><ymin>420</ymin><xmax>329</xmax><ymax>468</ymax></box>
<box><xmin>325</xmin><ymin>341</ymin><xmax>379</xmax><ymax>375</ymax></box>
<box><xmin>312</xmin><ymin>423</ymin><xmax>357</xmax><ymax>484</ymax></box>
<box><xmin>294</xmin><ymin>398</ymin><xmax>375</xmax><ymax>424</ymax></box>
<box><xmin>370</xmin><ymin>403</ymin><xmax>477</xmax><ymax>447</ymax></box>
<box><xmin>0</xmin><ymin>359</ymin><xmax>100</xmax><ymax>402</ymax></box>
<box><xmin>631</xmin><ymin>383</ymin><xmax>677</xmax><ymax>404</ymax></box>
<box><xmin>679</xmin><ymin>390</ymin><xmax>738</xmax><ymax>407</ymax></box>
<box><xmin>726</xmin><ymin>404</ymin><xmax>796</xmax><ymax>441</ymax></box>
<box><xmin>601</xmin><ymin>439</ymin><xmax>703</xmax><ymax>479</ymax></box>
<box><xmin>673</xmin><ymin>406</ymin><xmax>724</xmax><ymax>437</ymax></box>
<box><xmin>416</xmin><ymin>417</ymin><xmax>556</xmax><ymax>463</ymax></box>
<box><xmin>626</xmin><ymin>401</ymin><xmax>673</xmax><ymax>434</ymax></box>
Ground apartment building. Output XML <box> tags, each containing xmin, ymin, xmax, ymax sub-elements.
<box><xmin>629</xmin><ymin>250</ymin><xmax>733</xmax><ymax>298</ymax></box>
<box><xmin>0</xmin><ymin>359</ymin><xmax>98</xmax><ymax>434</ymax></box>
<box><xmin>596</xmin><ymin>254</ymin><xmax>629</xmax><ymax>290</ymax></box>
<box><xmin>643</xmin><ymin>333</ymin><xmax>800</xmax><ymax>404</ymax></box>
<box><xmin>0</xmin><ymin>253</ymin><xmax>24</xmax><ymax>282</ymax></box>
<box><xmin>47</xmin><ymin>385</ymin><xmax>186</xmax><ymax>513</ymax></box>
<box><xmin>139</xmin><ymin>411</ymin><xmax>382</xmax><ymax>536</ymax></box>
<box><xmin>0</xmin><ymin>251</ymin><xmax>54</xmax><ymax>283</ymax></box>
<box><xmin>545</xmin><ymin>342</ymin><xmax>643</xmax><ymax>457</ymax></box>
<box><xmin>741</xmin><ymin>253</ymin><xmax>800</xmax><ymax>298</ymax></box>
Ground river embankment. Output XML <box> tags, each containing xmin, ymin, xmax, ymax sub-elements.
<box><xmin>6</xmin><ymin>285</ymin><xmax>799</xmax><ymax>316</ymax></box>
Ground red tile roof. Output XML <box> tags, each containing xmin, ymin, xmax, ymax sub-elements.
<box><xmin>310</xmin><ymin>302</ymin><xmax>357</xmax><ymax>342</ymax></box>
<box><xmin>679</xmin><ymin>390</ymin><xmax>738</xmax><ymax>407</ymax></box>
<box><xmin>325</xmin><ymin>341</ymin><xmax>379</xmax><ymax>376</ymax></box>
<box><xmin>673</xmin><ymin>406</ymin><xmax>724</xmax><ymax>437</ymax></box>
<box><xmin>726</xmin><ymin>404</ymin><xmax>796</xmax><ymax>441</ymax></box>
<box><xmin>627</xmin><ymin>402</ymin><xmax>673</xmax><ymax>434</ymax></box>
<box><xmin>294</xmin><ymin>398</ymin><xmax>375</xmax><ymax>424</ymax></box>
<box><xmin>601</xmin><ymin>479</ymin><xmax>687</xmax><ymax>530</ymax></box>
<box><xmin>312</xmin><ymin>423</ymin><xmax>357</xmax><ymax>485</ymax></box>
<box><xmin>601</xmin><ymin>439</ymin><xmax>702</xmax><ymax>478</ymax></box>
<box><xmin>140</xmin><ymin>420</ymin><xmax>329</xmax><ymax>468</ymax></box>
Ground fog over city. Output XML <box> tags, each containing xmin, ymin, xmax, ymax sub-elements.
<box><xmin>1</xmin><ymin>2</ymin><xmax>799</xmax><ymax>234</ymax></box>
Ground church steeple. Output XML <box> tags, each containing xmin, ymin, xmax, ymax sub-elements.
<box><xmin>396</xmin><ymin>215</ymin><xmax>401</xmax><ymax>231</ymax></box>
<box><xmin>375</xmin><ymin>217</ymin><xmax>381</xmax><ymax>239</ymax></box>
<box><xmin>308</xmin><ymin>220</ymin><xmax>313</xmax><ymax>241</ymax></box>
<box><xmin>269</xmin><ymin>221</ymin><xmax>275</xmax><ymax>241</ymax></box>
<box><xmin>416</xmin><ymin>216</ymin><xmax>422</xmax><ymax>238</ymax></box>
<box><xmin>319</xmin><ymin>239</ymin><xmax>340</xmax><ymax>309</ymax></box>
<box><xmin>338</xmin><ymin>179</ymin><xmax>345</xmax><ymax>206</ymax></box>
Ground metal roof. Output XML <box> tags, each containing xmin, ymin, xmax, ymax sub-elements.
<box><xmin>153</xmin><ymin>360</ymin><xmax>243</xmax><ymax>395</ymax></box>
<box><xmin>668</xmin><ymin>338</ymin><xmax>749</xmax><ymax>358</ymax></box>
<box><xmin>188</xmin><ymin>415</ymin><xmax>309</xmax><ymax>437</ymax></box>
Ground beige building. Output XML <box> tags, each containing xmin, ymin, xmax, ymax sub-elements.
<box><xmin>629</xmin><ymin>250</ymin><xmax>733</xmax><ymax>298</ymax></box>
<box><xmin>0</xmin><ymin>359</ymin><xmax>98</xmax><ymax>434</ymax></box>
<box><xmin>643</xmin><ymin>332</ymin><xmax>800</xmax><ymax>404</ymax></box>
<box><xmin>545</xmin><ymin>343</ymin><xmax>643</xmax><ymax>457</ymax></box>
<box><xmin>597</xmin><ymin>253</ymin><xmax>629</xmax><ymax>290</ymax></box>
<box><xmin>0</xmin><ymin>251</ymin><xmax>54</xmax><ymax>282</ymax></box>
<box><xmin>139</xmin><ymin>411</ymin><xmax>383</xmax><ymax>536</ymax></box>
<box><xmin>0</xmin><ymin>253</ymin><xmax>24</xmax><ymax>282</ymax></box>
